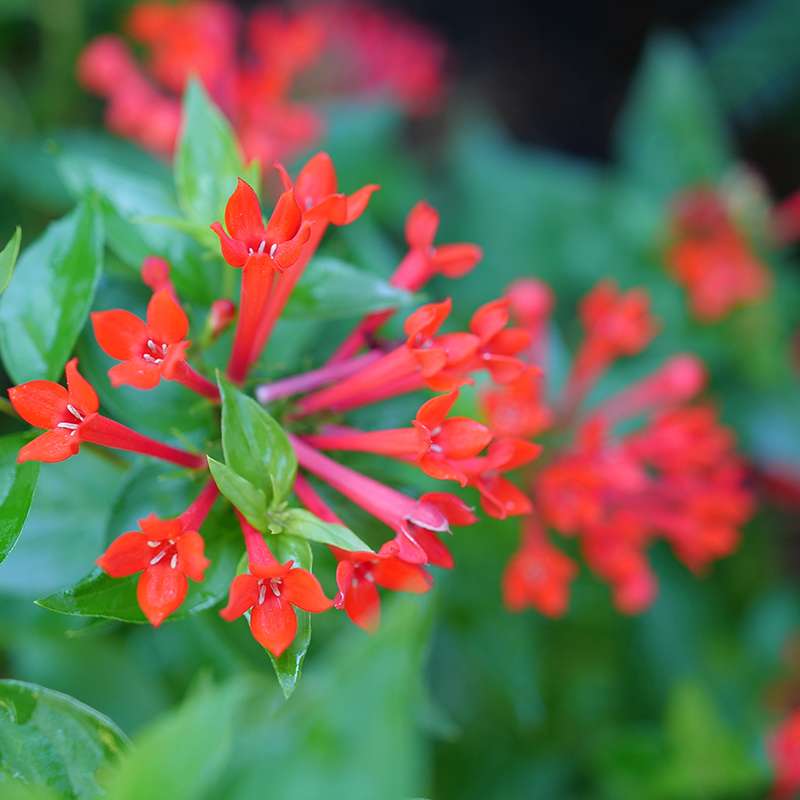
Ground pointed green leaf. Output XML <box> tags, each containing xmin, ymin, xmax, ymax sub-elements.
<box><xmin>207</xmin><ymin>457</ymin><xmax>268</xmax><ymax>531</ymax></box>
<box><xmin>175</xmin><ymin>79</ymin><xmax>259</xmax><ymax>228</ymax></box>
<box><xmin>284</xmin><ymin>257</ymin><xmax>416</xmax><ymax>321</ymax></box>
<box><xmin>267</xmin><ymin>534</ymin><xmax>313</xmax><ymax>698</ymax></box>
<box><xmin>0</xmin><ymin>200</ymin><xmax>103</xmax><ymax>383</ymax></box>
<box><xmin>283</xmin><ymin>508</ymin><xmax>371</xmax><ymax>551</ymax></box>
<box><xmin>0</xmin><ymin>226</ymin><xmax>21</xmax><ymax>294</ymax></box>
<box><xmin>615</xmin><ymin>34</ymin><xmax>731</xmax><ymax>197</ymax></box>
<box><xmin>0</xmin><ymin>680</ymin><xmax>128</xmax><ymax>799</ymax></box>
<box><xmin>218</xmin><ymin>376</ymin><xmax>297</xmax><ymax>506</ymax></box>
<box><xmin>0</xmin><ymin>433</ymin><xmax>39</xmax><ymax>564</ymax></box>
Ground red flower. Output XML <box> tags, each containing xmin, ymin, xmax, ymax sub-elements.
<box><xmin>97</xmin><ymin>512</ymin><xmax>210</xmax><ymax>627</ymax></box>
<box><xmin>667</xmin><ymin>188</ymin><xmax>771</xmax><ymax>321</ymax></box>
<box><xmin>503</xmin><ymin>526</ymin><xmax>576</xmax><ymax>617</ymax></box>
<box><xmin>277</xmin><ymin>151</ymin><xmax>379</xmax><ymax>226</ymax></box>
<box><xmin>303</xmin><ymin>390</ymin><xmax>491</xmax><ymax>486</ymax></box>
<box><xmin>92</xmin><ymin>289</ymin><xmax>189</xmax><ymax>390</ymax></box>
<box><xmin>9</xmin><ymin>358</ymin><xmax>205</xmax><ymax>468</ymax></box>
<box><xmin>220</xmin><ymin>557</ymin><xmax>332</xmax><ymax>658</ymax></box>
<box><xmin>211</xmin><ymin>177</ymin><xmax>310</xmax><ymax>271</ymax></box>
<box><xmin>468</xmin><ymin>299</ymin><xmax>532</xmax><ymax>384</ymax></box>
<box><xmin>333</xmin><ymin>546</ymin><xmax>432</xmax><ymax>632</ymax></box>
<box><xmin>481</xmin><ymin>367</ymin><xmax>552</xmax><ymax>438</ymax></box>
<box><xmin>10</xmin><ymin>358</ymin><xmax>99</xmax><ymax>463</ymax></box>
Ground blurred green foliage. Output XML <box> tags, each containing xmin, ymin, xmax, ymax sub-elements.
<box><xmin>1</xmin><ymin>2</ymin><xmax>800</xmax><ymax>799</ymax></box>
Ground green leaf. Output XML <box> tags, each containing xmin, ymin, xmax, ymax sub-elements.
<box><xmin>283</xmin><ymin>257</ymin><xmax>415</xmax><ymax>320</ymax></box>
<box><xmin>207</xmin><ymin>457</ymin><xmax>268</xmax><ymax>531</ymax></box>
<box><xmin>218</xmin><ymin>376</ymin><xmax>297</xmax><ymax>506</ymax></box>
<box><xmin>267</xmin><ymin>534</ymin><xmax>313</xmax><ymax>698</ymax></box>
<box><xmin>283</xmin><ymin>508</ymin><xmax>371</xmax><ymax>551</ymax></box>
<box><xmin>35</xmin><ymin>469</ymin><xmax>240</xmax><ymax>623</ymax></box>
<box><xmin>101</xmin><ymin>679</ymin><xmax>252</xmax><ymax>800</ymax></box>
<box><xmin>175</xmin><ymin>80</ymin><xmax>259</xmax><ymax>228</ymax></box>
<box><xmin>0</xmin><ymin>200</ymin><xmax>103</xmax><ymax>383</ymax></box>
<box><xmin>0</xmin><ymin>226</ymin><xmax>21</xmax><ymax>294</ymax></box>
<box><xmin>614</xmin><ymin>34</ymin><xmax>731</xmax><ymax>198</ymax></box>
<box><xmin>0</xmin><ymin>433</ymin><xmax>39</xmax><ymax>564</ymax></box>
<box><xmin>0</xmin><ymin>679</ymin><xmax>128</xmax><ymax>799</ymax></box>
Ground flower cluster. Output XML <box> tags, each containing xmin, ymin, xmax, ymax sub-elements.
<box><xmin>78</xmin><ymin>0</ymin><xmax>445</xmax><ymax>161</ymax></box>
<box><xmin>491</xmin><ymin>278</ymin><xmax>754</xmax><ymax>616</ymax></box>
<box><xmin>8</xmin><ymin>152</ymin><xmax>536</xmax><ymax>659</ymax></box>
<box><xmin>665</xmin><ymin>186</ymin><xmax>771</xmax><ymax>321</ymax></box>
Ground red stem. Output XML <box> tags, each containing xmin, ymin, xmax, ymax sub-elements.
<box><xmin>81</xmin><ymin>415</ymin><xmax>204</xmax><ymax>469</ymax></box>
<box><xmin>179</xmin><ymin>480</ymin><xmax>219</xmax><ymax>530</ymax></box>
<box><xmin>227</xmin><ymin>262</ymin><xmax>275</xmax><ymax>384</ymax></box>
<box><xmin>236</xmin><ymin>510</ymin><xmax>278</xmax><ymax>568</ymax></box>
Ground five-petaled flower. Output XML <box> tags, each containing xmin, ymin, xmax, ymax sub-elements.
<box><xmin>97</xmin><ymin>512</ymin><xmax>210</xmax><ymax>627</ymax></box>
<box><xmin>211</xmin><ymin>177</ymin><xmax>310</xmax><ymax>271</ymax></box>
<box><xmin>9</xmin><ymin>358</ymin><xmax>99</xmax><ymax>463</ymax></box>
<box><xmin>220</xmin><ymin>519</ymin><xmax>332</xmax><ymax>656</ymax></box>
<box><xmin>92</xmin><ymin>289</ymin><xmax>190</xmax><ymax>390</ymax></box>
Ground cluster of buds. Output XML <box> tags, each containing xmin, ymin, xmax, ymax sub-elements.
<box><xmin>491</xmin><ymin>278</ymin><xmax>754</xmax><ymax>616</ymax></box>
<box><xmin>77</xmin><ymin>0</ymin><xmax>445</xmax><ymax>160</ymax></box>
<box><xmin>8</xmin><ymin>152</ymin><xmax>540</xmax><ymax>658</ymax></box>
<box><xmin>665</xmin><ymin>186</ymin><xmax>771</xmax><ymax>321</ymax></box>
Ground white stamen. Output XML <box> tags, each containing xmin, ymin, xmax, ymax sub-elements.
<box><xmin>257</xmin><ymin>240</ymin><xmax>267</xmax><ymax>255</ymax></box>
<box><xmin>147</xmin><ymin>540</ymin><xmax>160</xmax><ymax>548</ymax></box>
<box><xmin>269</xmin><ymin>243</ymin><xmax>278</xmax><ymax>258</ymax></box>
<box><xmin>149</xmin><ymin>550</ymin><xmax>166</xmax><ymax>565</ymax></box>
<box><xmin>270</xmin><ymin>578</ymin><xmax>282</xmax><ymax>597</ymax></box>
<box><xmin>66</xmin><ymin>403</ymin><xmax>84</xmax><ymax>421</ymax></box>
<box><xmin>305</xmin><ymin>198</ymin><xmax>314</xmax><ymax>210</ymax></box>
<box><xmin>146</xmin><ymin>339</ymin><xmax>159</xmax><ymax>354</ymax></box>
<box><xmin>142</xmin><ymin>354</ymin><xmax>164</xmax><ymax>365</ymax></box>
<box><xmin>169</xmin><ymin>553</ymin><xmax>178</xmax><ymax>569</ymax></box>
<box><xmin>56</xmin><ymin>422</ymin><xmax>79</xmax><ymax>430</ymax></box>
<box><xmin>430</xmin><ymin>426</ymin><xmax>442</xmax><ymax>437</ymax></box>
<box><xmin>161</xmin><ymin>343</ymin><xmax>168</xmax><ymax>355</ymax></box>
<box><xmin>430</xmin><ymin>444</ymin><xmax>443</xmax><ymax>454</ymax></box>
<box><xmin>258</xmin><ymin>583</ymin><xmax>267</xmax><ymax>605</ymax></box>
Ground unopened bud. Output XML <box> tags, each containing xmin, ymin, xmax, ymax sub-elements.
<box><xmin>506</xmin><ymin>279</ymin><xmax>553</xmax><ymax>328</ymax></box>
<box><xmin>141</xmin><ymin>256</ymin><xmax>172</xmax><ymax>292</ymax></box>
<box><xmin>209</xmin><ymin>299</ymin><xmax>236</xmax><ymax>339</ymax></box>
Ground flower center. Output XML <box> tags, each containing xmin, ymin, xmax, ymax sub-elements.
<box><xmin>142</xmin><ymin>338</ymin><xmax>168</xmax><ymax>365</ymax></box>
<box><xmin>147</xmin><ymin>538</ymin><xmax>178</xmax><ymax>569</ymax></box>
<box><xmin>56</xmin><ymin>403</ymin><xmax>87</xmax><ymax>432</ymax></box>
<box><xmin>257</xmin><ymin>577</ymin><xmax>283</xmax><ymax>604</ymax></box>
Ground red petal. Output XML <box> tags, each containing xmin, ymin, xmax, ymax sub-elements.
<box><xmin>8</xmin><ymin>381</ymin><xmax>68</xmax><ymax>428</ymax></box>
<box><xmin>478</xmin><ymin>476</ymin><xmax>532</xmax><ymax>519</ymax></box>
<box><xmin>146</xmin><ymin>289</ymin><xmax>188</xmax><ymax>343</ymax></box>
<box><xmin>405</xmin><ymin>201</ymin><xmax>439</xmax><ymax>249</ymax></box>
<box><xmin>484</xmin><ymin>355</ymin><xmax>528</xmax><ymax>384</ymax></box>
<box><xmin>430</xmin><ymin>243</ymin><xmax>482</xmax><ymax>278</ymax></box>
<box><xmin>374</xmin><ymin>558</ymin><xmax>433</xmax><ymax>593</ymax></box>
<box><xmin>487</xmin><ymin>438</ymin><xmax>542</xmax><ymax>471</ymax></box>
<box><xmin>219</xmin><ymin>574</ymin><xmax>260</xmax><ymax>621</ymax></box>
<box><xmin>404</xmin><ymin>298</ymin><xmax>451</xmax><ymax>342</ymax></box>
<box><xmin>108</xmin><ymin>359</ymin><xmax>162</xmax><ymax>390</ymax></box>
<box><xmin>138</xmin><ymin>514</ymin><xmax>182</xmax><ymax>541</ymax></box>
<box><xmin>295</xmin><ymin>151</ymin><xmax>337</xmax><ymax>207</ymax></box>
<box><xmin>489</xmin><ymin>328</ymin><xmax>532</xmax><ymax>356</ymax></box>
<box><xmin>250</xmin><ymin>593</ymin><xmax>297</xmax><ymax>657</ymax></box>
<box><xmin>470</xmin><ymin>299</ymin><xmax>510</xmax><ymax>342</ymax></box>
<box><xmin>412</xmin><ymin>529</ymin><xmax>454</xmax><ymax>569</ymax></box>
<box><xmin>97</xmin><ymin>531</ymin><xmax>152</xmax><ymax>577</ymax></box>
<box><xmin>412</xmin><ymin>347</ymin><xmax>448</xmax><ymax>378</ymax></box>
<box><xmin>271</xmin><ymin>222</ymin><xmax>311</xmax><ymax>271</ymax></box>
<box><xmin>265</xmin><ymin>188</ymin><xmax>302</xmax><ymax>243</ymax></box>
<box><xmin>281</xmin><ymin>568</ymin><xmax>332</xmax><ymax>613</ymax></box>
<box><xmin>343</xmin><ymin>576</ymin><xmax>380</xmax><ymax>632</ymax></box>
<box><xmin>176</xmin><ymin>530</ymin><xmax>210</xmax><ymax>582</ymax></box>
<box><xmin>418</xmin><ymin>454</ymin><xmax>468</xmax><ymax>486</ymax></box>
<box><xmin>341</xmin><ymin>185</ymin><xmax>380</xmax><ymax>225</ymax></box>
<box><xmin>420</xmin><ymin>492</ymin><xmax>478</xmax><ymax>526</ymax></box>
<box><xmin>415</xmin><ymin>391</ymin><xmax>458</xmax><ymax>430</ymax></box>
<box><xmin>91</xmin><ymin>310</ymin><xmax>147</xmax><ymax>360</ymax></box>
<box><xmin>437</xmin><ymin>332</ymin><xmax>481</xmax><ymax>366</ymax></box>
<box><xmin>137</xmin><ymin>563</ymin><xmax>188</xmax><ymax>626</ymax></box>
<box><xmin>438</xmin><ymin>418</ymin><xmax>492</xmax><ymax>459</ymax></box>
<box><xmin>224</xmin><ymin>178</ymin><xmax>265</xmax><ymax>244</ymax></box>
<box><xmin>65</xmin><ymin>358</ymin><xmax>99</xmax><ymax>415</ymax></box>
<box><xmin>18</xmin><ymin>429</ymin><xmax>79</xmax><ymax>463</ymax></box>
<box><xmin>211</xmin><ymin>222</ymin><xmax>248</xmax><ymax>267</ymax></box>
